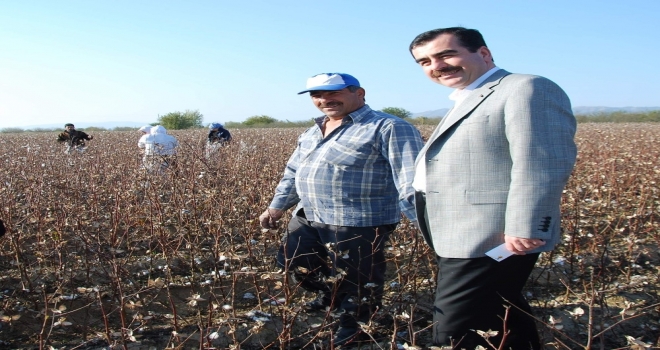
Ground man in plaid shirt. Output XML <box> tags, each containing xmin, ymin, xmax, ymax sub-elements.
<box><xmin>259</xmin><ymin>72</ymin><xmax>423</xmax><ymax>346</ymax></box>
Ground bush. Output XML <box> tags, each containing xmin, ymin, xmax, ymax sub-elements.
<box><xmin>227</xmin><ymin>119</ymin><xmax>315</xmax><ymax>129</ymax></box>
<box><xmin>30</xmin><ymin>128</ymin><xmax>60</xmax><ymax>132</ymax></box>
<box><xmin>113</xmin><ymin>126</ymin><xmax>140</xmax><ymax>131</ymax></box>
<box><xmin>0</xmin><ymin>128</ymin><xmax>25</xmax><ymax>133</ymax></box>
<box><xmin>576</xmin><ymin>110</ymin><xmax>660</xmax><ymax>123</ymax></box>
<box><xmin>407</xmin><ymin>116</ymin><xmax>442</xmax><ymax>126</ymax></box>
<box><xmin>84</xmin><ymin>127</ymin><xmax>108</xmax><ymax>132</ymax></box>
<box><xmin>158</xmin><ymin>109</ymin><xmax>204</xmax><ymax>129</ymax></box>
<box><xmin>243</xmin><ymin>115</ymin><xmax>277</xmax><ymax>126</ymax></box>
<box><xmin>380</xmin><ymin>107</ymin><xmax>412</xmax><ymax>119</ymax></box>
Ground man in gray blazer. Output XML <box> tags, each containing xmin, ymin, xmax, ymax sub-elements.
<box><xmin>410</xmin><ymin>27</ymin><xmax>577</xmax><ymax>349</ymax></box>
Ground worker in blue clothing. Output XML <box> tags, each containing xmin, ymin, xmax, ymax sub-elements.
<box><xmin>205</xmin><ymin>122</ymin><xmax>232</xmax><ymax>159</ymax></box>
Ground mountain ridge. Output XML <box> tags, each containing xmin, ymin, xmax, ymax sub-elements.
<box><xmin>412</xmin><ymin>106</ymin><xmax>660</xmax><ymax>118</ymax></box>
<box><xmin>5</xmin><ymin>106</ymin><xmax>660</xmax><ymax>129</ymax></box>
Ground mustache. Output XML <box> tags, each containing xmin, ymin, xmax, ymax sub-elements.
<box><xmin>431</xmin><ymin>66</ymin><xmax>461</xmax><ymax>77</ymax></box>
<box><xmin>321</xmin><ymin>102</ymin><xmax>342</xmax><ymax>108</ymax></box>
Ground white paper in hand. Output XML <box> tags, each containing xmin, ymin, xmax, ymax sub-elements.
<box><xmin>485</xmin><ymin>243</ymin><xmax>514</xmax><ymax>262</ymax></box>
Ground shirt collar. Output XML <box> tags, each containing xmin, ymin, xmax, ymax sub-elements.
<box><xmin>314</xmin><ymin>104</ymin><xmax>372</xmax><ymax>127</ymax></box>
<box><xmin>448</xmin><ymin>66</ymin><xmax>500</xmax><ymax>101</ymax></box>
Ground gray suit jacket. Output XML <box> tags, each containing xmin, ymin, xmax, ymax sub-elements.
<box><xmin>415</xmin><ymin>69</ymin><xmax>577</xmax><ymax>258</ymax></box>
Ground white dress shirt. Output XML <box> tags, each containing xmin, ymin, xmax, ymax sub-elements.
<box><xmin>413</xmin><ymin>67</ymin><xmax>501</xmax><ymax>193</ymax></box>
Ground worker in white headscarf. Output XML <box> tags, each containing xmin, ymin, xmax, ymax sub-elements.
<box><xmin>137</xmin><ymin>125</ymin><xmax>151</xmax><ymax>148</ymax></box>
<box><xmin>138</xmin><ymin>125</ymin><xmax>178</xmax><ymax>174</ymax></box>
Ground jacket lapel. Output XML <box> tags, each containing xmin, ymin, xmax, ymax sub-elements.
<box><xmin>426</xmin><ymin>69</ymin><xmax>511</xmax><ymax>146</ymax></box>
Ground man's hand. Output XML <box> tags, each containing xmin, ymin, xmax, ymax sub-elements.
<box><xmin>504</xmin><ymin>235</ymin><xmax>546</xmax><ymax>255</ymax></box>
<box><xmin>259</xmin><ymin>208</ymin><xmax>283</xmax><ymax>229</ymax></box>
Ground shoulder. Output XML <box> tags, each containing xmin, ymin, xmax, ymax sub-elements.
<box><xmin>495</xmin><ymin>73</ymin><xmax>569</xmax><ymax>101</ymax></box>
<box><xmin>499</xmin><ymin>73</ymin><xmax>564</xmax><ymax>90</ymax></box>
<box><xmin>300</xmin><ymin>125</ymin><xmax>318</xmax><ymax>137</ymax></box>
<box><xmin>369</xmin><ymin>110</ymin><xmax>418</xmax><ymax>131</ymax></box>
<box><xmin>357</xmin><ymin>106</ymin><xmax>410</xmax><ymax>125</ymax></box>
<box><xmin>362</xmin><ymin>111</ymin><xmax>421</xmax><ymax>145</ymax></box>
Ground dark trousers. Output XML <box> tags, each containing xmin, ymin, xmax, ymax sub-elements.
<box><xmin>433</xmin><ymin>253</ymin><xmax>541</xmax><ymax>350</ymax></box>
<box><xmin>278</xmin><ymin>210</ymin><xmax>396</xmax><ymax>327</ymax></box>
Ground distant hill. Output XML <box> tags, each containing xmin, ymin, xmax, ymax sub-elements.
<box><xmin>572</xmin><ymin>106</ymin><xmax>660</xmax><ymax>115</ymax></box>
<box><xmin>7</xmin><ymin>106</ymin><xmax>660</xmax><ymax>130</ymax></box>
<box><xmin>412</xmin><ymin>106</ymin><xmax>660</xmax><ymax>118</ymax></box>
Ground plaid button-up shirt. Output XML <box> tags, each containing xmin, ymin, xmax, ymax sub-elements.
<box><xmin>269</xmin><ymin>105</ymin><xmax>423</xmax><ymax>226</ymax></box>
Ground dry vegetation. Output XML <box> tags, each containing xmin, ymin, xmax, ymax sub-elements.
<box><xmin>0</xmin><ymin>123</ymin><xmax>658</xmax><ymax>350</ymax></box>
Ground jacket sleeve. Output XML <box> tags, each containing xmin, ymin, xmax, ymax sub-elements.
<box><xmin>503</xmin><ymin>76</ymin><xmax>577</xmax><ymax>239</ymax></box>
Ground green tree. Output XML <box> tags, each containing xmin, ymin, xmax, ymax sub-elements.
<box><xmin>380</xmin><ymin>107</ymin><xmax>412</xmax><ymax>119</ymax></box>
<box><xmin>243</xmin><ymin>115</ymin><xmax>277</xmax><ymax>126</ymax></box>
<box><xmin>113</xmin><ymin>126</ymin><xmax>138</xmax><ymax>131</ymax></box>
<box><xmin>0</xmin><ymin>127</ymin><xmax>25</xmax><ymax>133</ymax></box>
<box><xmin>157</xmin><ymin>109</ymin><xmax>204</xmax><ymax>129</ymax></box>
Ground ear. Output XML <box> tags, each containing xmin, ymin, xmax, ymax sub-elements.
<box><xmin>356</xmin><ymin>87</ymin><xmax>366</xmax><ymax>99</ymax></box>
<box><xmin>478</xmin><ymin>46</ymin><xmax>494</xmax><ymax>64</ymax></box>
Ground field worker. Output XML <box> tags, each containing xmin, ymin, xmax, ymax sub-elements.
<box><xmin>259</xmin><ymin>73</ymin><xmax>423</xmax><ymax>347</ymax></box>
<box><xmin>56</xmin><ymin>123</ymin><xmax>93</xmax><ymax>154</ymax></box>
<box><xmin>138</xmin><ymin>125</ymin><xmax>179</xmax><ymax>174</ymax></box>
<box><xmin>409</xmin><ymin>27</ymin><xmax>577</xmax><ymax>349</ymax></box>
<box><xmin>138</xmin><ymin>125</ymin><xmax>152</xmax><ymax>138</ymax></box>
<box><xmin>137</xmin><ymin>125</ymin><xmax>152</xmax><ymax>164</ymax></box>
<box><xmin>205</xmin><ymin>122</ymin><xmax>232</xmax><ymax>159</ymax></box>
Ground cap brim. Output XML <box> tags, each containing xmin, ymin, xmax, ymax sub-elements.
<box><xmin>297</xmin><ymin>84</ymin><xmax>350</xmax><ymax>95</ymax></box>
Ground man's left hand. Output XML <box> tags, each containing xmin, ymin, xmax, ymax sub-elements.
<box><xmin>504</xmin><ymin>235</ymin><xmax>545</xmax><ymax>255</ymax></box>
<box><xmin>259</xmin><ymin>208</ymin><xmax>283</xmax><ymax>229</ymax></box>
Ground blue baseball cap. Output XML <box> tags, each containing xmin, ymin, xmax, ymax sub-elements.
<box><xmin>209</xmin><ymin>123</ymin><xmax>223</xmax><ymax>129</ymax></box>
<box><xmin>297</xmin><ymin>73</ymin><xmax>360</xmax><ymax>95</ymax></box>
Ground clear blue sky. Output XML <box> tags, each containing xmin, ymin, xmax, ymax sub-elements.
<box><xmin>1</xmin><ymin>0</ymin><xmax>658</xmax><ymax>128</ymax></box>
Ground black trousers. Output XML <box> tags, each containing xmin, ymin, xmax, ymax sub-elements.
<box><xmin>433</xmin><ymin>253</ymin><xmax>541</xmax><ymax>350</ymax></box>
<box><xmin>277</xmin><ymin>210</ymin><xmax>396</xmax><ymax>327</ymax></box>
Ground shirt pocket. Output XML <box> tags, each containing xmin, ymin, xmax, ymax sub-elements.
<box><xmin>463</xmin><ymin>114</ymin><xmax>490</xmax><ymax>124</ymax></box>
<box><xmin>324</xmin><ymin>139</ymin><xmax>376</xmax><ymax>167</ymax></box>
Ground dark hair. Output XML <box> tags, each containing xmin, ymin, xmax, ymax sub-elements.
<box><xmin>65</xmin><ymin>123</ymin><xmax>74</xmax><ymax>127</ymax></box>
<box><xmin>409</xmin><ymin>27</ymin><xmax>488</xmax><ymax>53</ymax></box>
<box><xmin>346</xmin><ymin>85</ymin><xmax>366</xmax><ymax>102</ymax></box>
